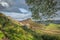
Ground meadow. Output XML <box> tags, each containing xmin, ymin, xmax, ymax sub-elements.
<box><xmin>0</xmin><ymin>13</ymin><xmax>60</xmax><ymax>40</ymax></box>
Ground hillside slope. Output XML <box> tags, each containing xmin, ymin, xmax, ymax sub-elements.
<box><xmin>0</xmin><ymin>13</ymin><xmax>36</xmax><ymax>40</ymax></box>
<box><xmin>0</xmin><ymin>13</ymin><xmax>60</xmax><ymax>40</ymax></box>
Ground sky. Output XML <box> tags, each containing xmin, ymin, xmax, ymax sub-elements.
<box><xmin>0</xmin><ymin>0</ymin><xmax>60</xmax><ymax>21</ymax></box>
<box><xmin>0</xmin><ymin>0</ymin><xmax>32</xmax><ymax>21</ymax></box>
<box><xmin>0</xmin><ymin>0</ymin><xmax>29</xmax><ymax>12</ymax></box>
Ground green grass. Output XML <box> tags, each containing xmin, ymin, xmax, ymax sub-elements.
<box><xmin>0</xmin><ymin>31</ymin><xmax>4</xmax><ymax>40</ymax></box>
<box><xmin>45</xmin><ymin>23</ymin><xmax>60</xmax><ymax>30</ymax></box>
<box><xmin>0</xmin><ymin>13</ymin><xmax>35</xmax><ymax>40</ymax></box>
<box><xmin>0</xmin><ymin>13</ymin><xmax>60</xmax><ymax>40</ymax></box>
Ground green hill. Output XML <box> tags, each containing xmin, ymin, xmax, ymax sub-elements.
<box><xmin>0</xmin><ymin>13</ymin><xmax>35</xmax><ymax>40</ymax></box>
<box><xmin>0</xmin><ymin>13</ymin><xmax>60</xmax><ymax>40</ymax></box>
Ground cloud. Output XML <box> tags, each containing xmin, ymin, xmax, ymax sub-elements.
<box><xmin>1</xmin><ymin>11</ymin><xmax>32</xmax><ymax>21</ymax></box>
<box><xmin>0</xmin><ymin>2</ymin><xmax>9</xmax><ymax>7</ymax></box>
<box><xmin>19</xmin><ymin>8</ymin><xmax>28</xmax><ymax>13</ymax></box>
<box><xmin>0</xmin><ymin>0</ymin><xmax>29</xmax><ymax>11</ymax></box>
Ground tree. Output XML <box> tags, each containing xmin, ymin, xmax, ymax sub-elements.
<box><xmin>26</xmin><ymin>0</ymin><xmax>57</xmax><ymax>21</ymax></box>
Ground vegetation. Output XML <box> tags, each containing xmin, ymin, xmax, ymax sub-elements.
<box><xmin>26</xmin><ymin>0</ymin><xmax>57</xmax><ymax>21</ymax></box>
<box><xmin>0</xmin><ymin>31</ymin><xmax>4</xmax><ymax>40</ymax></box>
<box><xmin>0</xmin><ymin>13</ymin><xmax>34</xmax><ymax>40</ymax></box>
<box><xmin>0</xmin><ymin>13</ymin><xmax>60</xmax><ymax>40</ymax></box>
<box><xmin>45</xmin><ymin>23</ymin><xmax>60</xmax><ymax>30</ymax></box>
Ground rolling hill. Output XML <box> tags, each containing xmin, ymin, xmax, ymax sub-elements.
<box><xmin>0</xmin><ymin>13</ymin><xmax>60</xmax><ymax>40</ymax></box>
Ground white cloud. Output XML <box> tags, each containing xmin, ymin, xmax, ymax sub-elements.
<box><xmin>0</xmin><ymin>1</ymin><xmax>9</xmax><ymax>8</ymax></box>
<box><xmin>1</xmin><ymin>11</ymin><xmax>32</xmax><ymax>21</ymax></box>
<box><xmin>19</xmin><ymin>8</ymin><xmax>28</xmax><ymax>13</ymax></box>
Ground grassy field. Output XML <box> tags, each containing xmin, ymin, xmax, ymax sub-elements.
<box><xmin>0</xmin><ymin>13</ymin><xmax>60</xmax><ymax>40</ymax></box>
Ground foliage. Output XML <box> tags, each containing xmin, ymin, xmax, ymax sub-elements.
<box><xmin>0</xmin><ymin>31</ymin><xmax>4</xmax><ymax>40</ymax></box>
<box><xmin>26</xmin><ymin>0</ymin><xmax>57</xmax><ymax>20</ymax></box>
<box><xmin>0</xmin><ymin>13</ymin><xmax>60</xmax><ymax>40</ymax></box>
<box><xmin>0</xmin><ymin>13</ymin><xmax>34</xmax><ymax>40</ymax></box>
